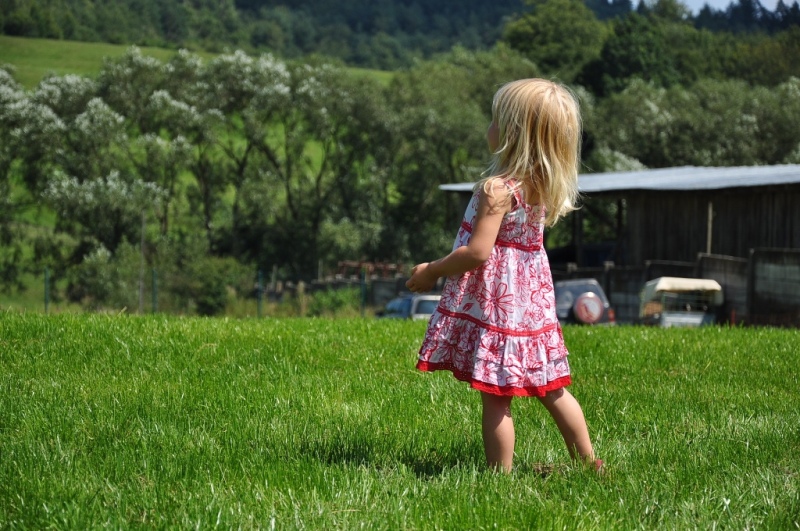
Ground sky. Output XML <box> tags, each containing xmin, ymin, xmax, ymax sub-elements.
<box><xmin>682</xmin><ymin>0</ymin><xmax>781</xmax><ymax>12</ymax></box>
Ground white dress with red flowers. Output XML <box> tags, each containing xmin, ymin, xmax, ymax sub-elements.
<box><xmin>416</xmin><ymin>184</ymin><xmax>571</xmax><ymax>397</ymax></box>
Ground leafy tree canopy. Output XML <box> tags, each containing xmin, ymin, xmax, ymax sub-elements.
<box><xmin>2</xmin><ymin>0</ymin><xmax>798</xmax><ymax>69</ymax></box>
<box><xmin>504</xmin><ymin>0</ymin><xmax>608</xmax><ymax>82</ymax></box>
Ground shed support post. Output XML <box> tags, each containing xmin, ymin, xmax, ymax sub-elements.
<box><xmin>706</xmin><ymin>201</ymin><xmax>714</xmax><ymax>255</ymax></box>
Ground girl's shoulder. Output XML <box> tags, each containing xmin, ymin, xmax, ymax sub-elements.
<box><xmin>475</xmin><ymin>177</ymin><xmax>516</xmax><ymax>210</ymax></box>
<box><xmin>478</xmin><ymin>176</ymin><xmax>511</xmax><ymax>194</ymax></box>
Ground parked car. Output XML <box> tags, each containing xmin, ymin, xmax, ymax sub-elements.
<box><xmin>378</xmin><ymin>294</ymin><xmax>442</xmax><ymax>320</ymax></box>
<box><xmin>639</xmin><ymin>276</ymin><xmax>723</xmax><ymax>327</ymax></box>
<box><xmin>554</xmin><ymin>279</ymin><xmax>616</xmax><ymax>325</ymax></box>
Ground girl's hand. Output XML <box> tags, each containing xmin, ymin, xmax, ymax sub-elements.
<box><xmin>406</xmin><ymin>262</ymin><xmax>438</xmax><ymax>293</ymax></box>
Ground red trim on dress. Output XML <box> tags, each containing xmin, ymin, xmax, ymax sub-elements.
<box><xmin>496</xmin><ymin>240</ymin><xmax>542</xmax><ymax>252</ymax></box>
<box><xmin>416</xmin><ymin>360</ymin><xmax>571</xmax><ymax>397</ymax></box>
<box><xmin>435</xmin><ymin>307</ymin><xmax>559</xmax><ymax>338</ymax></box>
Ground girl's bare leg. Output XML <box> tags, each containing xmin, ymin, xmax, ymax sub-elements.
<box><xmin>537</xmin><ymin>388</ymin><xmax>595</xmax><ymax>462</ymax></box>
<box><xmin>480</xmin><ymin>392</ymin><xmax>515</xmax><ymax>472</ymax></box>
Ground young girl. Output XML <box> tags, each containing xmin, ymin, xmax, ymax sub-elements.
<box><xmin>406</xmin><ymin>78</ymin><xmax>601</xmax><ymax>473</ymax></box>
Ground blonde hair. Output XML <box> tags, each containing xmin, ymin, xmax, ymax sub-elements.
<box><xmin>479</xmin><ymin>78</ymin><xmax>581</xmax><ymax>227</ymax></box>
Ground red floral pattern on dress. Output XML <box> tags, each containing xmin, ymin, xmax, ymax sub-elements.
<box><xmin>481</xmin><ymin>282</ymin><xmax>514</xmax><ymax>323</ymax></box>
<box><xmin>416</xmin><ymin>183</ymin><xmax>571</xmax><ymax>397</ymax></box>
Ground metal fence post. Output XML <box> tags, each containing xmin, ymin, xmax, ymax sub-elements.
<box><xmin>257</xmin><ymin>268</ymin><xmax>264</xmax><ymax>318</ymax></box>
<box><xmin>44</xmin><ymin>267</ymin><xmax>50</xmax><ymax>314</ymax></box>
<box><xmin>152</xmin><ymin>268</ymin><xmax>158</xmax><ymax>313</ymax></box>
<box><xmin>360</xmin><ymin>266</ymin><xmax>367</xmax><ymax>317</ymax></box>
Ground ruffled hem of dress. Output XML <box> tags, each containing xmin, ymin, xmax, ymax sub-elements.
<box><xmin>416</xmin><ymin>360</ymin><xmax>571</xmax><ymax>397</ymax></box>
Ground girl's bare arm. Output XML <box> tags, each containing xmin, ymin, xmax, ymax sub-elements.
<box><xmin>406</xmin><ymin>181</ymin><xmax>510</xmax><ymax>293</ymax></box>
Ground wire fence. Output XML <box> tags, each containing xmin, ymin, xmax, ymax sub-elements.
<box><xmin>20</xmin><ymin>248</ymin><xmax>800</xmax><ymax>327</ymax></box>
<box><xmin>747</xmin><ymin>248</ymin><xmax>800</xmax><ymax>326</ymax></box>
<box><xmin>31</xmin><ymin>262</ymin><xmax>404</xmax><ymax>318</ymax></box>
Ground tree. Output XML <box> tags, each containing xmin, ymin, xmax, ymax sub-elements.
<box><xmin>503</xmin><ymin>0</ymin><xmax>608</xmax><ymax>81</ymax></box>
<box><xmin>243</xmin><ymin>60</ymin><xmax>392</xmax><ymax>277</ymax></box>
<box><xmin>695</xmin><ymin>4</ymin><xmax>729</xmax><ymax>31</ymax></box>
<box><xmin>639</xmin><ymin>0</ymin><xmax>693</xmax><ymax>22</ymax></box>
<box><xmin>43</xmin><ymin>170</ymin><xmax>166</xmax><ymax>255</ymax></box>
<box><xmin>128</xmin><ymin>134</ymin><xmax>192</xmax><ymax>235</ymax></box>
<box><xmin>723</xmin><ymin>27</ymin><xmax>800</xmax><ymax>86</ymax></box>
<box><xmin>145</xmin><ymin>87</ymin><xmax>227</xmax><ymax>251</ymax></box>
<box><xmin>0</xmin><ymin>66</ymin><xmax>29</xmax><ymax>291</ymax></box>
<box><xmin>577</xmin><ymin>13</ymin><xmax>681</xmax><ymax>95</ymax></box>
<box><xmin>725</xmin><ymin>0</ymin><xmax>770</xmax><ymax>32</ymax></box>
<box><xmin>774</xmin><ymin>0</ymin><xmax>800</xmax><ymax>30</ymax></box>
<box><xmin>96</xmin><ymin>47</ymin><xmax>166</xmax><ymax>133</ymax></box>
<box><xmin>749</xmin><ymin>77</ymin><xmax>800</xmax><ymax>163</ymax></box>
<box><xmin>590</xmin><ymin>77</ymin><xmax>800</xmax><ymax>168</ymax></box>
<box><xmin>0</xmin><ymin>69</ymin><xmax>112</xmax><ymax>293</ymax></box>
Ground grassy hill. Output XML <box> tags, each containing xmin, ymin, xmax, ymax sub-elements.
<box><xmin>0</xmin><ymin>35</ymin><xmax>392</xmax><ymax>89</ymax></box>
<box><xmin>0</xmin><ymin>35</ymin><xmax>202</xmax><ymax>88</ymax></box>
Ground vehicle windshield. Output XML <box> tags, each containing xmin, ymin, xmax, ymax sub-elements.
<box><xmin>658</xmin><ymin>291</ymin><xmax>716</xmax><ymax>312</ymax></box>
<box><xmin>384</xmin><ymin>298</ymin><xmax>412</xmax><ymax>317</ymax></box>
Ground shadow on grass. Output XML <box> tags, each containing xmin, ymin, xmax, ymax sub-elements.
<box><xmin>298</xmin><ymin>432</ymin><xmax>481</xmax><ymax>478</ymax></box>
<box><xmin>398</xmin><ymin>452</ymin><xmax>476</xmax><ymax>478</ymax></box>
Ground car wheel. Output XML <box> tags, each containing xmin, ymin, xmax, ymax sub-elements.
<box><xmin>573</xmin><ymin>292</ymin><xmax>604</xmax><ymax>324</ymax></box>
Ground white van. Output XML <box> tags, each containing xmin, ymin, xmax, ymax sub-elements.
<box><xmin>639</xmin><ymin>277</ymin><xmax>723</xmax><ymax>327</ymax></box>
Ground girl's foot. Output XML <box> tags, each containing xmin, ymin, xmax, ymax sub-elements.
<box><xmin>593</xmin><ymin>459</ymin><xmax>605</xmax><ymax>475</ymax></box>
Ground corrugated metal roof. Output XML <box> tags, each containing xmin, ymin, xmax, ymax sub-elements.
<box><xmin>579</xmin><ymin>164</ymin><xmax>800</xmax><ymax>192</ymax></box>
<box><xmin>439</xmin><ymin>164</ymin><xmax>800</xmax><ymax>194</ymax></box>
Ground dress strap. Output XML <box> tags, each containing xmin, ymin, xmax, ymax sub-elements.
<box><xmin>504</xmin><ymin>179</ymin><xmax>524</xmax><ymax>212</ymax></box>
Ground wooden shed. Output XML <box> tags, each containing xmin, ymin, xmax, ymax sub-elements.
<box><xmin>579</xmin><ymin>164</ymin><xmax>800</xmax><ymax>266</ymax></box>
<box><xmin>442</xmin><ymin>164</ymin><xmax>800</xmax><ymax>267</ymax></box>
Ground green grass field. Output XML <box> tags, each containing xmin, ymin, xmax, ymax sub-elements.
<box><xmin>1</xmin><ymin>314</ymin><xmax>798</xmax><ymax>528</ymax></box>
<box><xmin>0</xmin><ymin>35</ymin><xmax>198</xmax><ymax>89</ymax></box>
<box><xmin>0</xmin><ymin>35</ymin><xmax>393</xmax><ymax>89</ymax></box>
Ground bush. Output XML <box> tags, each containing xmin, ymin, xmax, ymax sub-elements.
<box><xmin>65</xmin><ymin>246</ymin><xmax>116</xmax><ymax>311</ymax></box>
<box><xmin>62</xmin><ymin>234</ymin><xmax>255</xmax><ymax>316</ymax></box>
<box><xmin>171</xmin><ymin>256</ymin><xmax>252</xmax><ymax>316</ymax></box>
<box><xmin>307</xmin><ymin>287</ymin><xmax>361</xmax><ymax>317</ymax></box>
<box><xmin>65</xmin><ymin>242</ymin><xmax>151</xmax><ymax>312</ymax></box>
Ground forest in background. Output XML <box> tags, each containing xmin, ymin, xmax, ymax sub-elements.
<box><xmin>1</xmin><ymin>0</ymin><xmax>799</xmax><ymax>314</ymax></box>
<box><xmin>1</xmin><ymin>0</ymin><xmax>799</xmax><ymax>69</ymax></box>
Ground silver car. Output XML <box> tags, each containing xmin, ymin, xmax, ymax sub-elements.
<box><xmin>554</xmin><ymin>279</ymin><xmax>616</xmax><ymax>325</ymax></box>
<box><xmin>379</xmin><ymin>294</ymin><xmax>442</xmax><ymax>320</ymax></box>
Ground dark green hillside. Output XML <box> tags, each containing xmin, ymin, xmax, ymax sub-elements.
<box><xmin>3</xmin><ymin>0</ymin><xmax>797</xmax><ymax>69</ymax></box>
<box><xmin>1</xmin><ymin>0</ymin><xmax>529</xmax><ymax>68</ymax></box>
